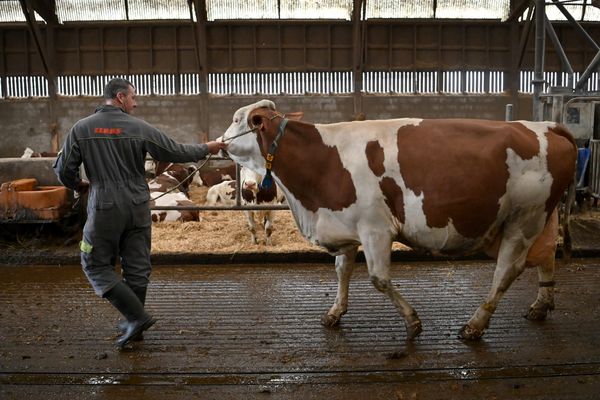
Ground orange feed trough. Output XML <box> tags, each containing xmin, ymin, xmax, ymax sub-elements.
<box><xmin>0</xmin><ymin>178</ymin><xmax>70</xmax><ymax>222</ymax></box>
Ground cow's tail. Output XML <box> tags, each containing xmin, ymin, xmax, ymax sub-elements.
<box><xmin>560</xmin><ymin>175</ymin><xmax>576</xmax><ymax>261</ymax></box>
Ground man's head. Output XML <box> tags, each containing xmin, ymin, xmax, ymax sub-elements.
<box><xmin>104</xmin><ymin>78</ymin><xmax>137</xmax><ymax>114</ymax></box>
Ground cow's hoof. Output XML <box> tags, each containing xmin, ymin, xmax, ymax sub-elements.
<box><xmin>525</xmin><ymin>305</ymin><xmax>550</xmax><ymax>321</ymax></box>
<box><xmin>321</xmin><ymin>313</ymin><xmax>341</xmax><ymax>327</ymax></box>
<box><xmin>458</xmin><ymin>324</ymin><xmax>484</xmax><ymax>341</ymax></box>
<box><xmin>405</xmin><ymin>319</ymin><xmax>423</xmax><ymax>340</ymax></box>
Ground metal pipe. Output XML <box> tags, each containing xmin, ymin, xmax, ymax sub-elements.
<box><xmin>505</xmin><ymin>103</ymin><xmax>514</xmax><ymax>121</ymax></box>
<box><xmin>576</xmin><ymin>50</ymin><xmax>600</xmax><ymax>91</ymax></box>
<box><xmin>544</xmin><ymin>14</ymin><xmax>574</xmax><ymax>89</ymax></box>
<box><xmin>533</xmin><ymin>0</ymin><xmax>546</xmax><ymax>121</ymax></box>
<box><xmin>152</xmin><ymin>204</ymin><xmax>290</xmax><ymax>211</ymax></box>
<box><xmin>551</xmin><ymin>0</ymin><xmax>600</xmax><ymax>52</ymax></box>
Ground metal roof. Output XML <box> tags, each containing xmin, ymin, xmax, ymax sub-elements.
<box><xmin>1</xmin><ymin>0</ymin><xmax>599</xmax><ymax>23</ymax></box>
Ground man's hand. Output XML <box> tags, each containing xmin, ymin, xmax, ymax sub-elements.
<box><xmin>206</xmin><ymin>141</ymin><xmax>228</xmax><ymax>155</ymax></box>
<box><xmin>76</xmin><ymin>179</ymin><xmax>90</xmax><ymax>195</ymax></box>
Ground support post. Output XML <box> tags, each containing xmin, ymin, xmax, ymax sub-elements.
<box><xmin>352</xmin><ymin>0</ymin><xmax>364</xmax><ymax>119</ymax></box>
<box><xmin>532</xmin><ymin>0</ymin><xmax>545</xmax><ymax>121</ymax></box>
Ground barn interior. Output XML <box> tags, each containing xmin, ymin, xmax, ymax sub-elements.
<box><xmin>1</xmin><ymin>1</ymin><xmax>600</xmax><ymax>399</ymax></box>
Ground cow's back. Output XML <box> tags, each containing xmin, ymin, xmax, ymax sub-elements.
<box><xmin>371</xmin><ymin>119</ymin><xmax>575</xmax><ymax>253</ymax></box>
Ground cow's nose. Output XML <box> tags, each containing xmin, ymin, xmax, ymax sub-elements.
<box><xmin>244</xmin><ymin>182</ymin><xmax>257</xmax><ymax>190</ymax></box>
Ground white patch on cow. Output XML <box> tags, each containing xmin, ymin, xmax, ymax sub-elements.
<box><xmin>505</xmin><ymin>121</ymin><xmax>553</xmax><ymax>208</ymax></box>
<box><xmin>21</xmin><ymin>147</ymin><xmax>34</xmax><ymax>158</ymax></box>
<box><xmin>314</xmin><ymin>119</ymin><xmax>470</xmax><ymax>252</ymax></box>
<box><xmin>206</xmin><ymin>181</ymin><xmax>236</xmax><ymax>206</ymax></box>
<box><xmin>148</xmin><ymin>181</ymin><xmax>162</xmax><ymax>190</ymax></box>
<box><xmin>150</xmin><ymin>191</ymin><xmax>187</xmax><ymax>222</ymax></box>
<box><xmin>144</xmin><ymin>159</ymin><xmax>156</xmax><ymax>175</ymax></box>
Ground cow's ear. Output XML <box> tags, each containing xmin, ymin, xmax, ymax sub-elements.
<box><xmin>285</xmin><ymin>112</ymin><xmax>303</xmax><ymax>121</ymax></box>
<box><xmin>250</xmin><ymin>114</ymin><xmax>264</xmax><ymax>131</ymax></box>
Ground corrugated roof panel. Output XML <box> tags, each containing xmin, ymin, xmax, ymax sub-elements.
<box><xmin>436</xmin><ymin>0</ymin><xmax>509</xmax><ymax>19</ymax></box>
<box><xmin>0</xmin><ymin>0</ymin><xmax>43</xmax><ymax>22</ymax></box>
<box><xmin>280</xmin><ymin>0</ymin><xmax>353</xmax><ymax>20</ymax></box>
<box><xmin>207</xmin><ymin>0</ymin><xmax>279</xmax><ymax>20</ymax></box>
<box><xmin>545</xmin><ymin>1</ymin><xmax>600</xmax><ymax>21</ymax></box>
<box><xmin>129</xmin><ymin>0</ymin><xmax>190</xmax><ymax>20</ymax></box>
<box><xmin>57</xmin><ymin>0</ymin><xmax>126</xmax><ymax>22</ymax></box>
<box><xmin>366</xmin><ymin>0</ymin><xmax>434</xmax><ymax>19</ymax></box>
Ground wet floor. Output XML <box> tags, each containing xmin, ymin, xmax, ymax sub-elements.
<box><xmin>1</xmin><ymin>260</ymin><xmax>600</xmax><ymax>399</ymax></box>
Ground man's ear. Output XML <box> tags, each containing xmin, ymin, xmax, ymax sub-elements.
<box><xmin>285</xmin><ymin>112</ymin><xmax>304</xmax><ymax>121</ymax></box>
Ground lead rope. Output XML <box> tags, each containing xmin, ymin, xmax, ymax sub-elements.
<box><xmin>149</xmin><ymin>155</ymin><xmax>213</xmax><ymax>202</ymax></box>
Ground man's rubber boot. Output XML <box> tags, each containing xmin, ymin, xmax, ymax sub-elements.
<box><xmin>116</xmin><ymin>286</ymin><xmax>147</xmax><ymax>341</ymax></box>
<box><xmin>104</xmin><ymin>282</ymin><xmax>156</xmax><ymax>349</ymax></box>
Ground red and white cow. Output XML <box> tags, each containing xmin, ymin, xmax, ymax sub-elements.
<box><xmin>151</xmin><ymin>162</ymin><xmax>202</xmax><ymax>196</ymax></box>
<box><xmin>148</xmin><ymin>162</ymin><xmax>200</xmax><ymax>222</ymax></box>
<box><xmin>205</xmin><ymin>166</ymin><xmax>280</xmax><ymax>245</ymax></box>
<box><xmin>205</xmin><ymin>180</ymin><xmax>237</xmax><ymax>206</ymax></box>
<box><xmin>240</xmin><ymin>166</ymin><xmax>279</xmax><ymax>245</ymax></box>
<box><xmin>198</xmin><ymin>164</ymin><xmax>237</xmax><ymax>187</ymax></box>
<box><xmin>220</xmin><ymin>99</ymin><xmax>577</xmax><ymax>341</ymax></box>
<box><xmin>150</xmin><ymin>191</ymin><xmax>199</xmax><ymax>222</ymax></box>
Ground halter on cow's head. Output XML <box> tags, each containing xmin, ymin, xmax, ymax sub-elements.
<box><xmin>220</xmin><ymin>100</ymin><xmax>303</xmax><ymax>181</ymax></box>
<box><xmin>220</xmin><ymin>99</ymin><xmax>277</xmax><ymax>174</ymax></box>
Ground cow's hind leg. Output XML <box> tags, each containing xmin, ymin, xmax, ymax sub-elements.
<box><xmin>526</xmin><ymin>254</ymin><xmax>555</xmax><ymax>320</ymax></box>
<box><xmin>461</xmin><ymin>214</ymin><xmax>545</xmax><ymax>340</ymax></box>
<box><xmin>363</xmin><ymin>232</ymin><xmax>422</xmax><ymax>340</ymax></box>
<box><xmin>526</xmin><ymin>209</ymin><xmax>558</xmax><ymax>321</ymax></box>
<box><xmin>322</xmin><ymin>246</ymin><xmax>358</xmax><ymax>327</ymax></box>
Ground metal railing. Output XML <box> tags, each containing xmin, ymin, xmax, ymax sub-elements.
<box><xmin>150</xmin><ymin>158</ymin><xmax>290</xmax><ymax>212</ymax></box>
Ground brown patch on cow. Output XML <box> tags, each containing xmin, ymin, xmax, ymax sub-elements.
<box><xmin>199</xmin><ymin>165</ymin><xmax>237</xmax><ymax>186</ymax></box>
<box><xmin>249</xmin><ymin>108</ymin><xmax>357</xmax><ymax>213</ymax></box>
<box><xmin>544</xmin><ymin>124</ymin><xmax>577</xmax><ymax>214</ymax></box>
<box><xmin>366</xmin><ymin>140</ymin><xmax>385</xmax><ymax>177</ymax></box>
<box><xmin>396</xmin><ymin>119</ymin><xmax>543</xmax><ymax>238</ymax></box>
<box><xmin>379</xmin><ymin>177</ymin><xmax>405</xmax><ymax>224</ymax></box>
<box><xmin>242</xmin><ymin>188</ymin><xmax>255</xmax><ymax>203</ymax></box>
<box><xmin>152</xmin><ymin>212</ymin><xmax>167</xmax><ymax>222</ymax></box>
<box><xmin>257</xmin><ymin>184</ymin><xmax>277</xmax><ymax>203</ymax></box>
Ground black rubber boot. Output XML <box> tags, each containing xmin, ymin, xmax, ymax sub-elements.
<box><xmin>104</xmin><ymin>282</ymin><xmax>156</xmax><ymax>349</ymax></box>
<box><xmin>116</xmin><ymin>286</ymin><xmax>147</xmax><ymax>340</ymax></box>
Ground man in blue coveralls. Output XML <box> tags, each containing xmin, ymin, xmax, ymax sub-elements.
<box><xmin>54</xmin><ymin>78</ymin><xmax>228</xmax><ymax>348</ymax></box>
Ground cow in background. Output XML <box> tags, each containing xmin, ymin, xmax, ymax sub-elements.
<box><xmin>220</xmin><ymin>99</ymin><xmax>577</xmax><ymax>341</ymax></box>
<box><xmin>205</xmin><ymin>180</ymin><xmax>237</xmax><ymax>206</ymax></box>
<box><xmin>150</xmin><ymin>191</ymin><xmax>199</xmax><ymax>222</ymax></box>
<box><xmin>239</xmin><ymin>166</ymin><xmax>279</xmax><ymax>245</ymax></box>
<box><xmin>148</xmin><ymin>162</ymin><xmax>200</xmax><ymax>222</ymax></box>
<box><xmin>149</xmin><ymin>162</ymin><xmax>201</xmax><ymax>197</ymax></box>
<box><xmin>21</xmin><ymin>148</ymin><xmax>58</xmax><ymax>158</ymax></box>
<box><xmin>197</xmin><ymin>164</ymin><xmax>237</xmax><ymax>187</ymax></box>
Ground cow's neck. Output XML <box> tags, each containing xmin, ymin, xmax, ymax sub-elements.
<box><xmin>264</xmin><ymin>120</ymin><xmax>357</xmax><ymax>213</ymax></box>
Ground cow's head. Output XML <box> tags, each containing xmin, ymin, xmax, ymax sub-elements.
<box><xmin>221</xmin><ymin>100</ymin><xmax>303</xmax><ymax>174</ymax></box>
<box><xmin>220</xmin><ymin>100</ymin><xmax>276</xmax><ymax>174</ymax></box>
<box><xmin>240</xmin><ymin>166</ymin><xmax>261</xmax><ymax>192</ymax></box>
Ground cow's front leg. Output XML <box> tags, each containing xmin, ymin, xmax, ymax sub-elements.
<box><xmin>244</xmin><ymin>210</ymin><xmax>258</xmax><ymax>244</ymax></box>
<box><xmin>322</xmin><ymin>246</ymin><xmax>357</xmax><ymax>327</ymax></box>
<box><xmin>263</xmin><ymin>211</ymin><xmax>273</xmax><ymax>246</ymax></box>
<box><xmin>526</xmin><ymin>254</ymin><xmax>555</xmax><ymax>321</ymax></box>
<box><xmin>362</xmin><ymin>231</ymin><xmax>422</xmax><ymax>340</ymax></box>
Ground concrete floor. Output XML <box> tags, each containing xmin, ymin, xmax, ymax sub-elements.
<box><xmin>1</xmin><ymin>260</ymin><xmax>600</xmax><ymax>399</ymax></box>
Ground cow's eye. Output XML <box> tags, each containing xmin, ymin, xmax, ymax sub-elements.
<box><xmin>234</xmin><ymin>117</ymin><xmax>239</xmax><ymax>123</ymax></box>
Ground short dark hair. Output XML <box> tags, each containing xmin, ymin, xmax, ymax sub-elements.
<box><xmin>103</xmin><ymin>78</ymin><xmax>134</xmax><ymax>100</ymax></box>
